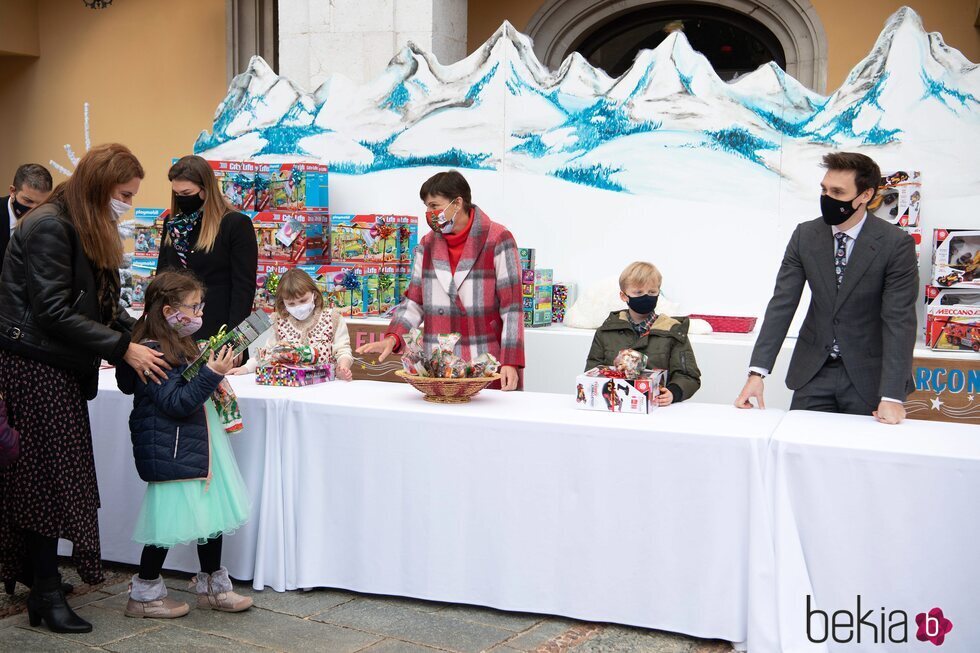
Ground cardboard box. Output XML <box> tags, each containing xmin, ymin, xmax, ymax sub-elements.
<box><xmin>519</xmin><ymin>247</ymin><xmax>535</xmax><ymax>270</ymax></box>
<box><xmin>932</xmin><ymin>229</ymin><xmax>980</xmax><ymax>289</ymax></box>
<box><xmin>207</xmin><ymin>160</ymin><xmax>255</xmax><ymax>211</ymax></box>
<box><xmin>330</xmin><ymin>214</ymin><xmax>375</xmax><ymax>263</ymax></box>
<box><xmin>253</xmin><ymin>210</ymin><xmax>329</xmax><ymax>265</ymax></box>
<box><xmin>253</xmin><ymin>162</ymin><xmax>272</xmax><ymax>211</ymax></box>
<box><xmin>575</xmin><ymin>367</ymin><xmax>668</xmax><ymax>414</ymax></box>
<box><xmin>256</xmin><ymin>363</ymin><xmax>335</xmax><ymax>387</ymax></box>
<box><xmin>924</xmin><ymin>286</ymin><xmax>980</xmax><ymax>352</ymax></box>
<box><xmin>133</xmin><ymin>208</ymin><xmax>168</xmax><ymax>261</ymax></box>
<box><xmin>254</xmin><ymin>263</ymin><xmax>293</xmax><ymax>314</ymax></box>
<box><xmin>392</xmin><ymin>215</ymin><xmax>419</xmax><ymax>264</ymax></box>
<box><xmin>361</xmin><ymin>263</ymin><xmax>399</xmax><ymax>316</ymax></box>
<box><xmin>267</xmin><ymin>162</ymin><xmax>328</xmax><ymax>210</ymax></box>
<box><xmin>552</xmin><ymin>282</ymin><xmax>575</xmax><ymax>324</ymax></box>
<box><xmin>130</xmin><ymin>260</ymin><xmax>156</xmax><ymax>310</ymax></box>
<box><xmin>869</xmin><ymin>170</ymin><xmax>921</xmax><ymax>227</ymax></box>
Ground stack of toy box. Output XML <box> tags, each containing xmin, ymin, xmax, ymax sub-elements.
<box><xmin>521</xmin><ymin>268</ymin><xmax>553</xmax><ymax>328</ymax></box>
<box><xmin>329</xmin><ymin>214</ymin><xmax>417</xmax><ymax>317</ymax></box>
<box><xmin>209</xmin><ymin>160</ymin><xmax>329</xmax><ymax>314</ymax></box>
<box><xmin>925</xmin><ymin>228</ymin><xmax>980</xmax><ymax>351</ymax></box>
<box><xmin>125</xmin><ymin>208</ymin><xmax>169</xmax><ymax>310</ymax></box>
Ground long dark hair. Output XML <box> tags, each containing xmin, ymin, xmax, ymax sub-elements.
<box><xmin>132</xmin><ymin>270</ymin><xmax>205</xmax><ymax>365</ymax></box>
<box><xmin>166</xmin><ymin>155</ymin><xmax>233</xmax><ymax>253</ymax></box>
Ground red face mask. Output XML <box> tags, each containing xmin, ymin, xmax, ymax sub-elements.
<box><xmin>425</xmin><ymin>198</ymin><xmax>460</xmax><ymax>233</ymax></box>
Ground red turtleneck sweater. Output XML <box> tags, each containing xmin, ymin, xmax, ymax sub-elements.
<box><xmin>443</xmin><ymin>208</ymin><xmax>474</xmax><ymax>273</ymax></box>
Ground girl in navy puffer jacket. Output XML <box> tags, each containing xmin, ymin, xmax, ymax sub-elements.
<box><xmin>120</xmin><ymin>271</ymin><xmax>252</xmax><ymax>619</ymax></box>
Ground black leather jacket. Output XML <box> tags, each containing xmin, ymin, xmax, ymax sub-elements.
<box><xmin>0</xmin><ymin>203</ymin><xmax>133</xmax><ymax>398</ymax></box>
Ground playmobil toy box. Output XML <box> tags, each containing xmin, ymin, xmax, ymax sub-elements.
<box><xmin>207</xmin><ymin>160</ymin><xmax>256</xmax><ymax>211</ymax></box>
<box><xmin>395</xmin><ymin>265</ymin><xmax>412</xmax><ymax>303</ymax></box>
<box><xmin>267</xmin><ymin>162</ymin><xmax>328</xmax><ymax>210</ymax></box>
<box><xmin>323</xmin><ymin>264</ymin><xmax>366</xmax><ymax>317</ymax></box>
<box><xmin>133</xmin><ymin>208</ymin><xmax>168</xmax><ymax>260</ymax></box>
<box><xmin>575</xmin><ymin>367</ymin><xmax>668</xmax><ymax>414</ymax></box>
<box><xmin>253</xmin><ymin>210</ymin><xmax>329</xmax><ymax>265</ymax></box>
<box><xmin>130</xmin><ymin>260</ymin><xmax>157</xmax><ymax>310</ymax></box>
<box><xmin>329</xmin><ymin>214</ymin><xmax>375</xmax><ymax>263</ymax></box>
<box><xmin>254</xmin><ymin>263</ymin><xmax>293</xmax><ymax>314</ymax></box>
<box><xmin>361</xmin><ymin>263</ymin><xmax>399</xmax><ymax>316</ymax></box>
<box><xmin>932</xmin><ymin>229</ymin><xmax>980</xmax><ymax>289</ymax></box>
<box><xmin>924</xmin><ymin>286</ymin><xmax>980</xmax><ymax>352</ymax></box>
<box><xmin>391</xmin><ymin>215</ymin><xmax>419</xmax><ymax>264</ymax></box>
<box><xmin>256</xmin><ymin>363</ymin><xmax>334</xmax><ymax>387</ymax></box>
<box><xmin>869</xmin><ymin>170</ymin><xmax>921</xmax><ymax>227</ymax></box>
<box><xmin>252</xmin><ymin>162</ymin><xmax>272</xmax><ymax>211</ymax></box>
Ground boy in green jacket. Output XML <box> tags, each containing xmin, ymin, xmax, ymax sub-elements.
<box><xmin>585</xmin><ymin>261</ymin><xmax>701</xmax><ymax>406</ymax></box>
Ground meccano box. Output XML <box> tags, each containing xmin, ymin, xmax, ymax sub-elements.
<box><xmin>924</xmin><ymin>286</ymin><xmax>980</xmax><ymax>352</ymax></box>
<box><xmin>267</xmin><ymin>162</ymin><xmax>328</xmax><ymax>210</ymax></box>
<box><xmin>869</xmin><ymin>170</ymin><xmax>921</xmax><ymax>227</ymax></box>
<box><xmin>575</xmin><ymin>367</ymin><xmax>667</xmax><ymax>414</ymax></box>
<box><xmin>253</xmin><ymin>210</ymin><xmax>329</xmax><ymax>264</ymax></box>
<box><xmin>256</xmin><ymin>363</ymin><xmax>335</xmax><ymax>387</ymax></box>
<box><xmin>932</xmin><ymin>229</ymin><xmax>980</xmax><ymax>289</ymax></box>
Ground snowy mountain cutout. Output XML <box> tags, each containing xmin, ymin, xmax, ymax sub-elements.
<box><xmin>196</xmin><ymin>6</ymin><xmax>980</xmax><ymax>195</ymax></box>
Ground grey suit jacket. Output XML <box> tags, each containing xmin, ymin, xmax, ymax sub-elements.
<box><xmin>750</xmin><ymin>215</ymin><xmax>919</xmax><ymax>406</ymax></box>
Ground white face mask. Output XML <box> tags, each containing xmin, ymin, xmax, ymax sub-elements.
<box><xmin>286</xmin><ymin>301</ymin><xmax>315</xmax><ymax>321</ymax></box>
<box><xmin>109</xmin><ymin>198</ymin><xmax>131</xmax><ymax>221</ymax></box>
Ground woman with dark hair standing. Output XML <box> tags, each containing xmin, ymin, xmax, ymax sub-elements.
<box><xmin>0</xmin><ymin>143</ymin><xmax>170</xmax><ymax>633</ymax></box>
<box><xmin>358</xmin><ymin>170</ymin><xmax>525</xmax><ymax>390</ymax></box>
<box><xmin>157</xmin><ymin>156</ymin><xmax>258</xmax><ymax>342</ymax></box>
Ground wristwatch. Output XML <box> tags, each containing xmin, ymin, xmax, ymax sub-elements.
<box><xmin>748</xmin><ymin>371</ymin><xmax>765</xmax><ymax>378</ymax></box>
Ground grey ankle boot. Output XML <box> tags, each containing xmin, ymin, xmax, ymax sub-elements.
<box><xmin>193</xmin><ymin>568</ymin><xmax>252</xmax><ymax>613</ymax></box>
<box><xmin>125</xmin><ymin>575</ymin><xmax>189</xmax><ymax>619</ymax></box>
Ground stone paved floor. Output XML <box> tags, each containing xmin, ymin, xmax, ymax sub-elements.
<box><xmin>0</xmin><ymin>564</ymin><xmax>735</xmax><ymax>653</ymax></box>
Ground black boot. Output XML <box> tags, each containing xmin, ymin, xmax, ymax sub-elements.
<box><xmin>4</xmin><ymin>575</ymin><xmax>74</xmax><ymax>596</ymax></box>
<box><xmin>26</xmin><ymin>575</ymin><xmax>92</xmax><ymax>634</ymax></box>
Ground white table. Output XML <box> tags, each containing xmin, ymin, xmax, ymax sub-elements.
<box><xmin>84</xmin><ymin>370</ymin><xmax>784</xmax><ymax>651</ymax></box>
<box><xmin>767</xmin><ymin>411</ymin><xmax>980</xmax><ymax>652</ymax></box>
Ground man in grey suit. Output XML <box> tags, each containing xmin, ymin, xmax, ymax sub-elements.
<box><xmin>735</xmin><ymin>152</ymin><xmax>918</xmax><ymax>424</ymax></box>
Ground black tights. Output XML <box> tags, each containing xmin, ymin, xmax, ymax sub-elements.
<box><xmin>138</xmin><ymin>536</ymin><xmax>223</xmax><ymax>580</ymax></box>
<box><xmin>24</xmin><ymin>530</ymin><xmax>59</xmax><ymax>580</ymax></box>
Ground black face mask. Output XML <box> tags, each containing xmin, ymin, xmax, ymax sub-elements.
<box><xmin>821</xmin><ymin>193</ymin><xmax>862</xmax><ymax>226</ymax></box>
<box><xmin>10</xmin><ymin>197</ymin><xmax>32</xmax><ymax>219</ymax></box>
<box><xmin>626</xmin><ymin>293</ymin><xmax>658</xmax><ymax>315</ymax></box>
<box><xmin>175</xmin><ymin>193</ymin><xmax>205</xmax><ymax>216</ymax></box>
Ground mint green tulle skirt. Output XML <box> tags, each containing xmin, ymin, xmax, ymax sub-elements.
<box><xmin>133</xmin><ymin>400</ymin><xmax>251</xmax><ymax>547</ymax></box>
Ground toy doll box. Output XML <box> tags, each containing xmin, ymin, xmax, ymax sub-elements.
<box><xmin>256</xmin><ymin>363</ymin><xmax>335</xmax><ymax>387</ymax></box>
<box><xmin>924</xmin><ymin>286</ymin><xmax>980</xmax><ymax>352</ymax></box>
<box><xmin>574</xmin><ymin>367</ymin><xmax>667</xmax><ymax>414</ymax></box>
<box><xmin>932</xmin><ymin>229</ymin><xmax>980</xmax><ymax>289</ymax></box>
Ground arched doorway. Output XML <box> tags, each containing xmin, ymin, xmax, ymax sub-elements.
<box><xmin>527</xmin><ymin>0</ymin><xmax>828</xmax><ymax>92</ymax></box>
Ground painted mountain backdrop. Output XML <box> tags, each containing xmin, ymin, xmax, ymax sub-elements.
<box><xmin>195</xmin><ymin>6</ymin><xmax>980</xmax><ymax>195</ymax></box>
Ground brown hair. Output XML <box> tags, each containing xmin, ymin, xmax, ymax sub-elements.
<box><xmin>619</xmin><ymin>261</ymin><xmax>662</xmax><ymax>291</ymax></box>
<box><xmin>821</xmin><ymin>152</ymin><xmax>880</xmax><ymax>200</ymax></box>
<box><xmin>419</xmin><ymin>170</ymin><xmax>472</xmax><ymax>213</ymax></box>
<box><xmin>132</xmin><ymin>270</ymin><xmax>206</xmax><ymax>365</ymax></box>
<box><xmin>166</xmin><ymin>155</ymin><xmax>233</xmax><ymax>253</ymax></box>
<box><xmin>44</xmin><ymin>143</ymin><xmax>144</xmax><ymax>270</ymax></box>
<box><xmin>275</xmin><ymin>268</ymin><xmax>324</xmax><ymax>319</ymax></box>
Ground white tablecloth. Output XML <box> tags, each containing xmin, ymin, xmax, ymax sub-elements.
<box><xmin>768</xmin><ymin>411</ymin><xmax>980</xmax><ymax>652</ymax></box>
<box><xmin>84</xmin><ymin>370</ymin><xmax>783</xmax><ymax>650</ymax></box>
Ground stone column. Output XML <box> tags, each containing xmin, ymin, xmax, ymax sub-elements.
<box><xmin>278</xmin><ymin>0</ymin><xmax>467</xmax><ymax>91</ymax></box>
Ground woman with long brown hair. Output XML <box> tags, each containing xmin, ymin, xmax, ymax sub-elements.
<box><xmin>0</xmin><ymin>143</ymin><xmax>171</xmax><ymax>634</ymax></box>
<box><xmin>158</xmin><ymin>155</ymin><xmax>258</xmax><ymax>342</ymax></box>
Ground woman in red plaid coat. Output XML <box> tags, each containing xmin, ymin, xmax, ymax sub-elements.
<box><xmin>358</xmin><ymin>171</ymin><xmax>524</xmax><ymax>390</ymax></box>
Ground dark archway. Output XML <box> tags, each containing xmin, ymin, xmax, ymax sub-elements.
<box><xmin>527</xmin><ymin>0</ymin><xmax>828</xmax><ymax>92</ymax></box>
<box><xmin>573</xmin><ymin>4</ymin><xmax>786</xmax><ymax>81</ymax></box>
